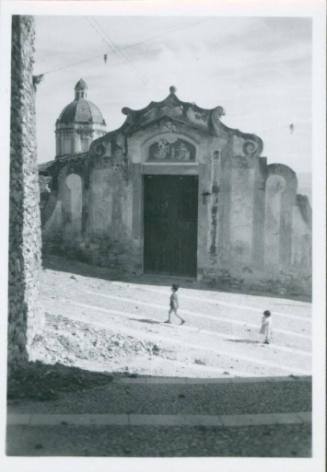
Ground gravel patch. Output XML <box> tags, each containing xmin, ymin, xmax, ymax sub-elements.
<box><xmin>6</xmin><ymin>423</ymin><xmax>311</xmax><ymax>457</ymax></box>
<box><xmin>8</xmin><ymin>379</ymin><xmax>311</xmax><ymax>415</ymax></box>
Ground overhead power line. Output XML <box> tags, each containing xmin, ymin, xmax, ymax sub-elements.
<box><xmin>37</xmin><ymin>17</ymin><xmax>211</xmax><ymax>79</ymax></box>
<box><xmin>86</xmin><ymin>17</ymin><xmax>148</xmax><ymax>86</ymax></box>
<box><xmin>40</xmin><ymin>52</ymin><xmax>105</xmax><ymax>76</ymax></box>
<box><xmin>121</xmin><ymin>18</ymin><xmax>210</xmax><ymax>52</ymax></box>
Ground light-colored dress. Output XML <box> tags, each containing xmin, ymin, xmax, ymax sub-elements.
<box><xmin>260</xmin><ymin>316</ymin><xmax>272</xmax><ymax>339</ymax></box>
<box><xmin>170</xmin><ymin>293</ymin><xmax>179</xmax><ymax>311</ymax></box>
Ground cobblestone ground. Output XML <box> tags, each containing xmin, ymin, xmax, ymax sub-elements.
<box><xmin>6</xmin><ymin>261</ymin><xmax>312</xmax><ymax>457</ymax></box>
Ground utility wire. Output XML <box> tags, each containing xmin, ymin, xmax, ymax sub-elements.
<box><xmin>37</xmin><ymin>17</ymin><xmax>210</xmax><ymax>78</ymax></box>
<box><xmin>87</xmin><ymin>17</ymin><xmax>148</xmax><ymax>85</ymax></box>
<box><xmin>85</xmin><ymin>18</ymin><xmax>111</xmax><ymax>54</ymax></box>
<box><xmin>91</xmin><ymin>18</ymin><xmax>131</xmax><ymax>64</ymax></box>
<box><xmin>35</xmin><ymin>16</ymin><xmax>304</xmax><ymax>136</ymax></box>
<box><xmin>40</xmin><ymin>52</ymin><xmax>105</xmax><ymax>76</ymax></box>
<box><xmin>121</xmin><ymin>18</ymin><xmax>211</xmax><ymax>52</ymax></box>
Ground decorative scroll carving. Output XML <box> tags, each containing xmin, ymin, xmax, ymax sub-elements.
<box><xmin>94</xmin><ymin>142</ymin><xmax>106</xmax><ymax>157</ymax></box>
<box><xmin>210</xmin><ymin>106</ymin><xmax>226</xmax><ymax>136</ymax></box>
<box><xmin>160</xmin><ymin>120</ymin><xmax>177</xmax><ymax>132</ymax></box>
<box><xmin>243</xmin><ymin>141</ymin><xmax>257</xmax><ymax>156</ymax></box>
<box><xmin>186</xmin><ymin>106</ymin><xmax>209</xmax><ymax>129</ymax></box>
<box><xmin>148</xmin><ymin>138</ymin><xmax>195</xmax><ymax>162</ymax></box>
<box><xmin>212</xmin><ymin>106</ymin><xmax>225</xmax><ymax>121</ymax></box>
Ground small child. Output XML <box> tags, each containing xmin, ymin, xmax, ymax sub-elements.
<box><xmin>164</xmin><ymin>284</ymin><xmax>185</xmax><ymax>325</ymax></box>
<box><xmin>260</xmin><ymin>310</ymin><xmax>272</xmax><ymax>344</ymax></box>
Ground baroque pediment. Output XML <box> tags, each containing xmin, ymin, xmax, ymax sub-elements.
<box><xmin>120</xmin><ymin>86</ymin><xmax>226</xmax><ymax>136</ymax></box>
<box><xmin>90</xmin><ymin>86</ymin><xmax>263</xmax><ymax>158</ymax></box>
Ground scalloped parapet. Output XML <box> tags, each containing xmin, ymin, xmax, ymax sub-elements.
<box><xmin>118</xmin><ymin>86</ymin><xmax>225</xmax><ymax>135</ymax></box>
<box><xmin>90</xmin><ymin>86</ymin><xmax>263</xmax><ymax>158</ymax></box>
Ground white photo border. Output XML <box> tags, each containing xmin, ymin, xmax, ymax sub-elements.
<box><xmin>0</xmin><ymin>1</ymin><xmax>325</xmax><ymax>472</ymax></box>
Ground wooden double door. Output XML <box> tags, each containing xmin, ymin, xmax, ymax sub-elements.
<box><xmin>143</xmin><ymin>175</ymin><xmax>198</xmax><ymax>277</ymax></box>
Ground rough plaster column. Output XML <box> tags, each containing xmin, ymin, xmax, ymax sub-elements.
<box><xmin>132</xmin><ymin>164</ymin><xmax>143</xmax><ymax>239</ymax></box>
<box><xmin>8</xmin><ymin>16</ymin><xmax>42</xmax><ymax>370</ymax></box>
<box><xmin>197</xmin><ymin>162</ymin><xmax>209</xmax><ymax>277</ymax></box>
<box><xmin>230</xmin><ymin>156</ymin><xmax>256</xmax><ymax>267</ymax></box>
<box><xmin>218</xmin><ymin>143</ymin><xmax>232</xmax><ymax>266</ymax></box>
<box><xmin>264</xmin><ymin>176</ymin><xmax>284</xmax><ymax>271</ymax></box>
<box><xmin>209</xmin><ymin>151</ymin><xmax>220</xmax><ymax>257</ymax></box>
<box><xmin>251</xmin><ymin>157</ymin><xmax>267</xmax><ymax>269</ymax></box>
<box><xmin>131</xmin><ymin>164</ymin><xmax>143</xmax><ymax>271</ymax></box>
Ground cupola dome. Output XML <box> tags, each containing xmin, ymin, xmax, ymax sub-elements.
<box><xmin>55</xmin><ymin>79</ymin><xmax>107</xmax><ymax>157</ymax></box>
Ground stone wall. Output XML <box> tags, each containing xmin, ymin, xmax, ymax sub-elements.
<box><xmin>42</xmin><ymin>142</ymin><xmax>141</xmax><ymax>274</ymax></box>
<box><xmin>40</xmin><ymin>90</ymin><xmax>312</xmax><ymax>298</ymax></box>
<box><xmin>8</xmin><ymin>16</ymin><xmax>42</xmax><ymax>370</ymax></box>
<box><xmin>203</xmin><ymin>140</ymin><xmax>311</xmax><ymax>296</ymax></box>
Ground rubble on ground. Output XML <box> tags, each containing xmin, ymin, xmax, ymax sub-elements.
<box><xmin>32</xmin><ymin>313</ymin><xmax>167</xmax><ymax>368</ymax></box>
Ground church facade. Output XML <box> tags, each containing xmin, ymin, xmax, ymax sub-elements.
<box><xmin>40</xmin><ymin>80</ymin><xmax>312</xmax><ymax>297</ymax></box>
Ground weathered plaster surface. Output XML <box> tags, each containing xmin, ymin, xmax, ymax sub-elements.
<box><xmin>40</xmin><ymin>88</ymin><xmax>312</xmax><ymax>297</ymax></box>
<box><xmin>9</xmin><ymin>16</ymin><xmax>42</xmax><ymax>369</ymax></box>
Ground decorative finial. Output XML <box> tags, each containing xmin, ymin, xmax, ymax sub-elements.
<box><xmin>74</xmin><ymin>78</ymin><xmax>88</xmax><ymax>99</ymax></box>
<box><xmin>75</xmin><ymin>78</ymin><xmax>88</xmax><ymax>90</ymax></box>
<box><xmin>169</xmin><ymin>85</ymin><xmax>177</xmax><ymax>95</ymax></box>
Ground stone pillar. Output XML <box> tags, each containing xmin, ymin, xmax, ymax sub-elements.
<box><xmin>229</xmin><ymin>154</ymin><xmax>256</xmax><ymax>266</ymax></box>
<box><xmin>8</xmin><ymin>16</ymin><xmax>42</xmax><ymax>370</ymax></box>
<box><xmin>264</xmin><ymin>175</ymin><xmax>285</xmax><ymax>271</ymax></box>
<box><xmin>251</xmin><ymin>157</ymin><xmax>267</xmax><ymax>269</ymax></box>
<box><xmin>209</xmin><ymin>151</ymin><xmax>220</xmax><ymax>257</ymax></box>
<box><xmin>218</xmin><ymin>141</ymin><xmax>232</xmax><ymax>266</ymax></box>
<box><xmin>196</xmin><ymin>162</ymin><xmax>209</xmax><ymax>277</ymax></box>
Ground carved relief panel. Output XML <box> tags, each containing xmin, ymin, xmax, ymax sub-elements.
<box><xmin>147</xmin><ymin>138</ymin><xmax>196</xmax><ymax>162</ymax></box>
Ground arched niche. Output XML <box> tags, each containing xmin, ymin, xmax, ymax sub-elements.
<box><xmin>264</xmin><ymin>175</ymin><xmax>286</xmax><ymax>270</ymax></box>
<box><xmin>271</xmin><ymin>165</ymin><xmax>297</xmax><ymax>268</ymax></box>
<box><xmin>65</xmin><ymin>173</ymin><xmax>83</xmax><ymax>238</ymax></box>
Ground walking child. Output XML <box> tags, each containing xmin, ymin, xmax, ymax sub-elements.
<box><xmin>164</xmin><ymin>284</ymin><xmax>185</xmax><ymax>325</ymax></box>
<box><xmin>260</xmin><ymin>310</ymin><xmax>272</xmax><ymax>344</ymax></box>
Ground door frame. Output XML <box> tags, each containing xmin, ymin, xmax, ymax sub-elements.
<box><xmin>142</xmin><ymin>168</ymin><xmax>200</xmax><ymax>277</ymax></box>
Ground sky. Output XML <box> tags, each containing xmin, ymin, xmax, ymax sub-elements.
<box><xmin>34</xmin><ymin>16</ymin><xmax>312</xmax><ymax>175</ymax></box>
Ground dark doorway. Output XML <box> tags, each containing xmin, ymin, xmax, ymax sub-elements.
<box><xmin>144</xmin><ymin>175</ymin><xmax>198</xmax><ymax>277</ymax></box>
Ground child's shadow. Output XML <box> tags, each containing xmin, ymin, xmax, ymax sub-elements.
<box><xmin>129</xmin><ymin>317</ymin><xmax>162</xmax><ymax>325</ymax></box>
<box><xmin>228</xmin><ymin>339</ymin><xmax>261</xmax><ymax>344</ymax></box>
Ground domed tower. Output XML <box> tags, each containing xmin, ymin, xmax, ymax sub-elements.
<box><xmin>55</xmin><ymin>79</ymin><xmax>107</xmax><ymax>157</ymax></box>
